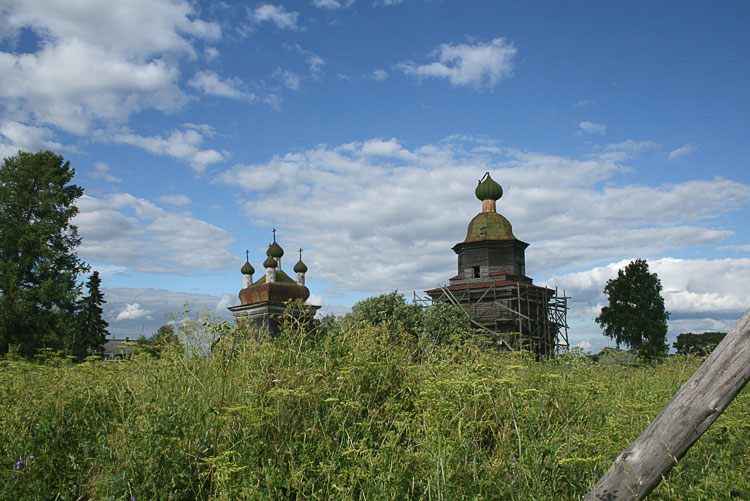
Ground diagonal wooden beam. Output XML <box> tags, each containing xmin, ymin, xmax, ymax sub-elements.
<box><xmin>584</xmin><ymin>308</ymin><xmax>750</xmax><ymax>500</ymax></box>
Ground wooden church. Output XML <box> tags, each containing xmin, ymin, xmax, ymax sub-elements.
<box><xmin>425</xmin><ymin>173</ymin><xmax>568</xmax><ymax>356</ymax></box>
<box><xmin>229</xmin><ymin>230</ymin><xmax>319</xmax><ymax>335</ymax></box>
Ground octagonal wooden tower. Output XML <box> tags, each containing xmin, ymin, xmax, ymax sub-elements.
<box><xmin>425</xmin><ymin>173</ymin><xmax>568</xmax><ymax>356</ymax></box>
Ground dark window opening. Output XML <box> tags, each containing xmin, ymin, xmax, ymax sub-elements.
<box><xmin>473</xmin><ymin>266</ymin><xmax>481</xmax><ymax>278</ymax></box>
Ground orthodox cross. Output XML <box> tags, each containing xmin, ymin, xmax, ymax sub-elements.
<box><xmin>298</xmin><ymin>248</ymin><xmax>303</xmax><ymax>260</ymax></box>
<box><xmin>272</xmin><ymin>227</ymin><xmax>277</xmax><ymax>242</ymax></box>
<box><xmin>245</xmin><ymin>249</ymin><xmax>249</xmax><ymax>262</ymax></box>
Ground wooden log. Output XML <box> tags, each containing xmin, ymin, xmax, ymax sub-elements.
<box><xmin>584</xmin><ymin>309</ymin><xmax>750</xmax><ymax>500</ymax></box>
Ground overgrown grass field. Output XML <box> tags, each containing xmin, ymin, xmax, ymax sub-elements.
<box><xmin>1</xmin><ymin>313</ymin><xmax>748</xmax><ymax>499</ymax></box>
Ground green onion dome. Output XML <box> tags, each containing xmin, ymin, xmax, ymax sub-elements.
<box><xmin>474</xmin><ymin>172</ymin><xmax>503</xmax><ymax>201</ymax></box>
<box><xmin>464</xmin><ymin>212</ymin><xmax>516</xmax><ymax>242</ymax></box>
<box><xmin>267</xmin><ymin>241</ymin><xmax>284</xmax><ymax>258</ymax></box>
<box><xmin>293</xmin><ymin>259</ymin><xmax>308</xmax><ymax>273</ymax></box>
<box><xmin>241</xmin><ymin>260</ymin><xmax>255</xmax><ymax>275</ymax></box>
<box><xmin>263</xmin><ymin>255</ymin><xmax>277</xmax><ymax>268</ymax></box>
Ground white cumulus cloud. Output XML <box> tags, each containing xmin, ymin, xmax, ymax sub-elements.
<box><xmin>115</xmin><ymin>303</ymin><xmax>152</xmax><ymax>322</ymax></box>
<box><xmin>74</xmin><ymin>193</ymin><xmax>237</xmax><ymax>274</ymax></box>
<box><xmin>0</xmin><ymin>0</ymin><xmax>219</xmax><ymax>134</ymax></box>
<box><xmin>157</xmin><ymin>194</ymin><xmax>192</xmax><ymax>207</ymax></box>
<box><xmin>91</xmin><ymin>162</ymin><xmax>122</xmax><ymax>183</ymax></box>
<box><xmin>215</xmin><ymin>294</ymin><xmax>233</xmax><ymax>312</ymax></box>
<box><xmin>275</xmin><ymin>68</ymin><xmax>301</xmax><ymax>91</ymax></box>
<box><xmin>250</xmin><ymin>4</ymin><xmax>300</xmax><ymax>30</ymax></box>
<box><xmin>578</xmin><ymin>121</ymin><xmax>607</xmax><ymax>135</ymax></box>
<box><xmin>215</xmin><ymin>136</ymin><xmax>750</xmax><ymax>297</ymax></box>
<box><xmin>398</xmin><ymin>38</ymin><xmax>516</xmax><ymax>89</ymax></box>
<box><xmin>188</xmin><ymin>71</ymin><xmax>256</xmax><ymax>101</ymax></box>
<box><xmin>112</xmin><ymin>125</ymin><xmax>225</xmax><ymax>173</ymax></box>
<box><xmin>311</xmin><ymin>0</ymin><xmax>354</xmax><ymax>8</ymax></box>
<box><xmin>668</xmin><ymin>143</ymin><xmax>697</xmax><ymax>161</ymax></box>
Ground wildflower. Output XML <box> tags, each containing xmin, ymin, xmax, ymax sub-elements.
<box><xmin>510</xmin><ymin>454</ymin><xmax>516</xmax><ymax>462</ymax></box>
<box><xmin>11</xmin><ymin>474</ymin><xmax>15</xmax><ymax>481</ymax></box>
<box><xmin>402</xmin><ymin>440</ymin><xmax>408</xmax><ymax>446</ymax></box>
<box><xmin>333</xmin><ymin>437</ymin><xmax>338</xmax><ymax>442</ymax></box>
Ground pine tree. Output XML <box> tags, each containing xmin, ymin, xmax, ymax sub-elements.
<box><xmin>73</xmin><ymin>271</ymin><xmax>109</xmax><ymax>360</ymax></box>
<box><xmin>595</xmin><ymin>259</ymin><xmax>669</xmax><ymax>359</ymax></box>
<box><xmin>0</xmin><ymin>150</ymin><xmax>87</xmax><ymax>356</ymax></box>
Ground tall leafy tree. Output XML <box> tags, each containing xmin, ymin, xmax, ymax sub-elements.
<box><xmin>595</xmin><ymin>259</ymin><xmax>669</xmax><ymax>359</ymax></box>
<box><xmin>0</xmin><ymin>150</ymin><xmax>87</xmax><ymax>356</ymax></box>
<box><xmin>73</xmin><ymin>271</ymin><xmax>109</xmax><ymax>360</ymax></box>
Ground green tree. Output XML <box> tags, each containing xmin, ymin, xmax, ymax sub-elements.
<box><xmin>0</xmin><ymin>151</ymin><xmax>87</xmax><ymax>356</ymax></box>
<box><xmin>73</xmin><ymin>271</ymin><xmax>109</xmax><ymax>360</ymax></box>
<box><xmin>351</xmin><ymin>291</ymin><xmax>422</xmax><ymax>335</ymax></box>
<box><xmin>595</xmin><ymin>259</ymin><xmax>669</xmax><ymax>359</ymax></box>
<box><xmin>673</xmin><ymin>331</ymin><xmax>727</xmax><ymax>356</ymax></box>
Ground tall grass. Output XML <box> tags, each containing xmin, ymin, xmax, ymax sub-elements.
<box><xmin>1</xmin><ymin>310</ymin><xmax>748</xmax><ymax>499</ymax></box>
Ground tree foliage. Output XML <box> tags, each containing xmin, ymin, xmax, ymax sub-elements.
<box><xmin>351</xmin><ymin>291</ymin><xmax>422</xmax><ymax>335</ymax></box>
<box><xmin>595</xmin><ymin>259</ymin><xmax>669</xmax><ymax>359</ymax></box>
<box><xmin>134</xmin><ymin>325</ymin><xmax>181</xmax><ymax>357</ymax></box>
<box><xmin>0</xmin><ymin>151</ymin><xmax>87</xmax><ymax>356</ymax></box>
<box><xmin>351</xmin><ymin>292</ymin><xmax>472</xmax><ymax>347</ymax></box>
<box><xmin>422</xmin><ymin>302</ymin><xmax>470</xmax><ymax>345</ymax></box>
<box><xmin>673</xmin><ymin>331</ymin><xmax>727</xmax><ymax>356</ymax></box>
<box><xmin>73</xmin><ymin>271</ymin><xmax>109</xmax><ymax>360</ymax></box>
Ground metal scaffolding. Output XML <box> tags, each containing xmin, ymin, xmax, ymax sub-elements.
<box><xmin>419</xmin><ymin>282</ymin><xmax>569</xmax><ymax>356</ymax></box>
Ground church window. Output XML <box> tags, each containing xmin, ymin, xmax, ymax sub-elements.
<box><xmin>473</xmin><ymin>266</ymin><xmax>480</xmax><ymax>278</ymax></box>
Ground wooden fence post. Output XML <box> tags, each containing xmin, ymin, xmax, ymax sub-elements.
<box><xmin>584</xmin><ymin>309</ymin><xmax>750</xmax><ymax>500</ymax></box>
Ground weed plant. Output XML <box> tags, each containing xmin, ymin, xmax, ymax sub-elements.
<box><xmin>0</xmin><ymin>308</ymin><xmax>748</xmax><ymax>499</ymax></box>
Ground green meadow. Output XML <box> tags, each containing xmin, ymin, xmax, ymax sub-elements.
<box><xmin>1</xmin><ymin>311</ymin><xmax>748</xmax><ymax>500</ymax></box>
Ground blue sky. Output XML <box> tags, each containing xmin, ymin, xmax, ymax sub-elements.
<box><xmin>1</xmin><ymin>0</ymin><xmax>748</xmax><ymax>351</ymax></box>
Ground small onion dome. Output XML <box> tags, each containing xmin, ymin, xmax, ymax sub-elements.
<box><xmin>263</xmin><ymin>255</ymin><xmax>277</xmax><ymax>268</ymax></box>
<box><xmin>267</xmin><ymin>241</ymin><xmax>284</xmax><ymax>258</ymax></box>
<box><xmin>293</xmin><ymin>259</ymin><xmax>308</xmax><ymax>273</ymax></box>
<box><xmin>474</xmin><ymin>172</ymin><xmax>503</xmax><ymax>201</ymax></box>
<box><xmin>241</xmin><ymin>260</ymin><xmax>255</xmax><ymax>275</ymax></box>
